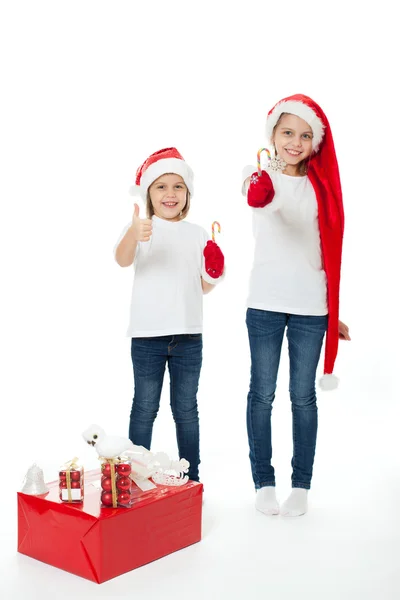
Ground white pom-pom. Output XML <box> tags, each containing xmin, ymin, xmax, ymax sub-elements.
<box><xmin>129</xmin><ymin>185</ymin><xmax>141</xmax><ymax>197</ymax></box>
<box><xmin>319</xmin><ymin>373</ymin><xmax>339</xmax><ymax>391</ymax></box>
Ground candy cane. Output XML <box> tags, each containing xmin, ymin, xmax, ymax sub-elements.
<box><xmin>211</xmin><ymin>221</ymin><xmax>221</xmax><ymax>242</ymax></box>
<box><xmin>257</xmin><ymin>147</ymin><xmax>271</xmax><ymax>176</ymax></box>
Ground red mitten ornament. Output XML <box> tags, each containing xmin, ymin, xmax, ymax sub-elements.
<box><xmin>247</xmin><ymin>170</ymin><xmax>275</xmax><ymax>208</ymax></box>
<box><xmin>203</xmin><ymin>240</ymin><xmax>224</xmax><ymax>279</ymax></box>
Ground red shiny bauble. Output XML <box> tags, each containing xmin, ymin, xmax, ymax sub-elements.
<box><xmin>70</xmin><ymin>470</ymin><xmax>81</xmax><ymax>481</ymax></box>
<box><xmin>101</xmin><ymin>476</ymin><xmax>112</xmax><ymax>492</ymax></box>
<box><xmin>118</xmin><ymin>492</ymin><xmax>131</xmax><ymax>506</ymax></box>
<box><xmin>101</xmin><ymin>491</ymin><xmax>114</xmax><ymax>507</ymax></box>
<box><xmin>71</xmin><ymin>481</ymin><xmax>81</xmax><ymax>489</ymax></box>
<box><xmin>116</xmin><ymin>476</ymin><xmax>131</xmax><ymax>492</ymax></box>
<box><xmin>59</xmin><ymin>471</ymin><xmax>66</xmax><ymax>480</ymax></box>
<box><xmin>116</xmin><ymin>463</ymin><xmax>131</xmax><ymax>477</ymax></box>
<box><xmin>59</xmin><ymin>480</ymin><xmax>67</xmax><ymax>489</ymax></box>
<box><xmin>101</xmin><ymin>463</ymin><xmax>112</xmax><ymax>477</ymax></box>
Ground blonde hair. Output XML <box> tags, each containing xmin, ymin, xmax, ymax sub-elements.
<box><xmin>146</xmin><ymin>174</ymin><xmax>190</xmax><ymax>220</ymax></box>
<box><xmin>272</xmin><ymin>113</ymin><xmax>312</xmax><ymax>176</ymax></box>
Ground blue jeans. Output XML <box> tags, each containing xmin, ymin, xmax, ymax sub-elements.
<box><xmin>246</xmin><ymin>308</ymin><xmax>328</xmax><ymax>490</ymax></box>
<box><xmin>129</xmin><ymin>334</ymin><xmax>203</xmax><ymax>482</ymax></box>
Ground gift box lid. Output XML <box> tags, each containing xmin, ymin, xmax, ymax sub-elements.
<box><xmin>20</xmin><ymin>469</ymin><xmax>200</xmax><ymax>519</ymax></box>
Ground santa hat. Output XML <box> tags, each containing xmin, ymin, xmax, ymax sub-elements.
<box><xmin>130</xmin><ymin>147</ymin><xmax>194</xmax><ymax>200</ymax></box>
<box><xmin>266</xmin><ymin>94</ymin><xmax>345</xmax><ymax>390</ymax></box>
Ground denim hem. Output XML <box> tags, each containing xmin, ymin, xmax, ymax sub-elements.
<box><xmin>255</xmin><ymin>482</ymin><xmax>276</xmax><ymax>490</ymax></box>
<box><xmin>292</xmin><ymin>482</ymin><xmax>311</xmax><ymax>490</ymax></box>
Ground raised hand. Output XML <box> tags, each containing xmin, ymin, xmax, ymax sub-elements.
<box><xmin>131</xmin><ymin>203</ymin><xmax>152</xmax><ymax>242</ymax></box>
<box><xmin>247</xmin><ymin>170</ymin><xmax>275</xmax><ymax>208</ymax></box>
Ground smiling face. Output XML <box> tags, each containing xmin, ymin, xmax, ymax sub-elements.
<box><xmin>148</xmin><ymin>174</ymin><xmax>188</xmax><ymax>221</ymax></box>
<box><xmin>272</xmin><ymin>113</ymin><xmax>314</xmax><ymax>176</ymax></box>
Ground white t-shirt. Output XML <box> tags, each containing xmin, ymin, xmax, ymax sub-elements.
<box><xmin>242</xmin><ymin>166</ymin><xmax>328</xmax><ymax>316</ymax></box>
<box><xmin>116</xmin><ymin>216</ymin><xmax>213</xmax><ymax>337</ymax></box>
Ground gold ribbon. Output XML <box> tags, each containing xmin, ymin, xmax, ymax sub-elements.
<box><xmin>62</xmin><ymin>457</ymin><xmax>80</xmax><ymax>503</ymax></box>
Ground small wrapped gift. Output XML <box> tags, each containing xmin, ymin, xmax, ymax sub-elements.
<box><xmin>100</xmin><ymin>459</ymin><xmax>132</xmax><ymax>508</ymax></box>
<box><xmin>59</xmin><ymin>457</ymin><xmax>84</xmax><ymax>503</ymax></box>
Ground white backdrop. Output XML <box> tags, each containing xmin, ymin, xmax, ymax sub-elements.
<box><xmin>1</xmin><ymin>1</ymin><xmax>399</xmax><ymax>598</ymax></box>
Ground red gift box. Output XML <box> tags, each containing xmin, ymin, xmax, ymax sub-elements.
<box><xmin>18</xmin><ymin>469</ymin><xmax>203</xmax><ymax>583</ymax></box>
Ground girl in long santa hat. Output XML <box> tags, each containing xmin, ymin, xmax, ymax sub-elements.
<box><xmin>115</xmin><ymin>148</ymin><xmax>225</xmax><ymax>483</ymax></box>
<box><xmin>242</xmin><ymin>94</ymin><xmax>350</xmax><ymax>516</ymax></box>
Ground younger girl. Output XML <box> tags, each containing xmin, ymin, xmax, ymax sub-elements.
<box><xmin>115</xmin><ymin>148</ymin><xmax>224</xmax><ymax>482</ymax></box>
<box><xmin>242</xmin><ymin>94</ymin><xmax>350</xmax><ymax>516</ymax></box>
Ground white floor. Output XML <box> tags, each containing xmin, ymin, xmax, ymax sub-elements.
<box><xmin>3</xmin><ymin>478</ymin><xmax>399</xmax><ymax>600</ymax></box>
<box><xmin>2</xmin><ymin>379</ymin><xmax>399</xmax><ymax>600</ymax></box>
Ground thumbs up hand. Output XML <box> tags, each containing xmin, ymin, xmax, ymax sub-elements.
<box><xmin>131</xmin><ymin>203</ymin><xmax>153</xmax><ymax>242</ymax></box>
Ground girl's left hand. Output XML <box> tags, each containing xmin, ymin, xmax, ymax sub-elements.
<box><xmin>339</xmin><ymin>320</ymin><xmax>351</xmax><ymax>341</ymax></box>
<box><xmin>203</xmin><ymin>240</ymin><xmax>224</xmax><ymax>278</ymax></box>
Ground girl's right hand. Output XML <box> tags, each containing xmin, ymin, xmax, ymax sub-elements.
<box><xmin>247</xmin><ymin>170</ymin><xmax>275</xmax><ymax>208</ymax></box>
<box><xmin>131</xmin><ymin>203</ymin><xmax>152</xmax><ymax>242</ymax></box>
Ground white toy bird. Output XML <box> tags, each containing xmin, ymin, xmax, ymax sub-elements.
<box><xmin>82</xmin><ymin>424</ymin><xmax>158</xmax><ymax>479</ymax></box>
<box><xmin>82</xmin><ymin>424</ymin><xmax>190</xmax><ymax>484</ymax></box>
<box><xmin>82</xmin><ymin>424</ymin><xmax>134</xmax><ymax>458</ymax></box>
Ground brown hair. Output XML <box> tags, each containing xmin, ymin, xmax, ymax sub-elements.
<box><xmin>146</xmin><ymin>174</ymin><xmax>191</xmax><ymax>220</ymax></box>
<box><xmin>272</xmin><ymin>113</ymin><xmax>312</xmax><ymax>176</ymax></box>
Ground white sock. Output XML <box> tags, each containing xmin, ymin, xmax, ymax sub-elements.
<box><xmin>255</xmin><ymin>486</ymin><xmax>279</xmax><ymax>515</ymax></box>
<box><xmin>280</xmin><ymin>488</ymin><xmax>308</xmax><ymax>517</ymax></box>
